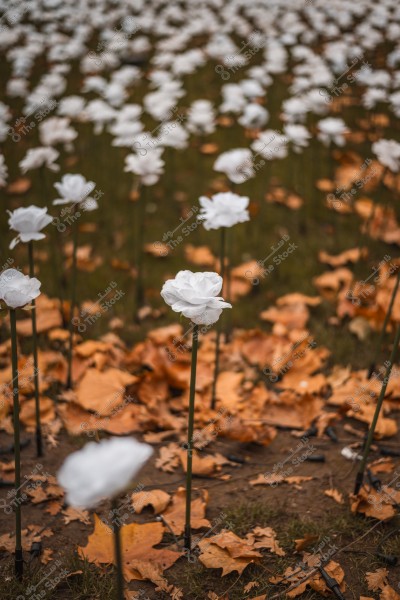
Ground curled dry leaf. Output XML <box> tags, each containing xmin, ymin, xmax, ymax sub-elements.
<box><xmin>198</xmin><ymin>530</ymin><xmax>262</xmax><ymax>576</ymax></box>
<box><xmin>324</xmin><ymin>488</ymin><xmax>344</xmax><ymax>504</ymax></box>
<box><xmin>131</xmin><ymin>489</ymin><xmax>171</xmax><ymax>514</ymax></box>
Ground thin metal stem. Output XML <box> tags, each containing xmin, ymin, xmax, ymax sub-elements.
<box><xmin>211</xmin><ymin>228</ymin><xmax>226</xmax><ymax>409</ymax></box>
<box><xmin>28</xmin><ymin>242</ymin><xmax>42</xmax><ymax>457</ymax></box>
<box><xmin>184</xmin><ymin>324</ymin><xmax>199</xmax><ymax>551</ymax></box>
<box><xmin>66</xmin><ymin>207</ymin><xmax>78</xmax><ymax>388</ymax></box>
<box><xmin>111</xmin><ymin>498</ymin><xmax>125</xmax><ymax>600</ymax></box>
<box><xmin>354</xmin><ymin>323</ymin><xmax>400</xmax><ymax>494</ymax></box>
<box><xmin>10</xmin><ymin>309</ymin><xmax>23</xmax><ymax>580</ymax></box>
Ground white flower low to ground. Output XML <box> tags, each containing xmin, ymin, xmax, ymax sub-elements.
<box><xmin>58</xmin><ymin>437</ymin><xmax>153</xmax><ymax>509</ymax></box>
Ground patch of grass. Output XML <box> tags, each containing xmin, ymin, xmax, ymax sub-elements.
<box><xmin>223</xmin><ymin>500</ymin><xmax>285</xmax><ymax>537</ymax></box>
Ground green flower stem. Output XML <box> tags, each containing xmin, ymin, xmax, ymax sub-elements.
<box><xmin>28</xmin><ymin>242</ymin><xmax>43</xmax><ymax>457</ymax></box>
<box><xmin>66</xmin><ymin>206</ymin><xmax>78</xmax><ymax>389</ymax></box>
<box><xmin>10</xmin><ymin>308</ymin><xmax>23</xmax><ymax>580</ymax></box>
<box><xmin>225</xmin><ymin>227</ymin><xmax>232</xmax><ymax>342</ymax></box>
<box><xmin>367</xmin><ymin>267</ymin><xmax>400</xmax><ymax>379</ymax></box>
<box><xmin>354</xmin><ymin>322</ymin><xmax>400</xmax><ymax>494</ymax></box>
<box><xmin>184</xmin><ymin>324</ymin><xmax>199</xmax><ymax>552</ymax></box>
<box><xmin>135</xmin><ymin>185</ymin><xmax>145</xmax><ymax>311</ymax></box>
<box><xmin>111</xmin><ymin>498</ymin><xmax>125</xmax><ymax>600</ymax></box>
<box><xmin>211</xmin><ymin>227</ymin><xmax>226</xmax><ymax>410</ymax></box>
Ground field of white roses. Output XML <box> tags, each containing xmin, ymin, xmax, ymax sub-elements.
<box><xmin>0</xmin><ymin>0</ymin><xmax>400</xmax><ymax>598</ymax></box>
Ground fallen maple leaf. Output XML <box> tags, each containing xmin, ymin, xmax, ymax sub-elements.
<box><xmin>131</xmin><ymin>489</ymin><xmax>171</xmax><ymax>514</ymax></box>
<box><xmin>198</xmin><ymin>530</ymin><xmax>261</xmax><ymax>576</ymax></box>
<box><xmin>160</xmin><ymin>487</ymin><xmax>210</xmax><ymax>535</ymax></box>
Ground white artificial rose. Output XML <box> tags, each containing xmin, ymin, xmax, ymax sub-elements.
<box><xmin>198</xmin><ymin>192</ymin><xmax>250</xmax><ymax>230</ymax></box>
<box><xmin>8</xmin><ymin>205</ymin><xmax>53</xmax><ymax>249</ymax></box>
<box><xmin>53</xmin><ymin>173</ymin><xmax>96</xmax><ymax>206</ymax></box>
<box><xmin>161</xmin><ymin>270</ymin><xmax>232</xmax><ymax>325</ymax></box>
<box><xmin>0</xmin><ymin>269</ymin><xmax>41</xmax><ymax>309</ymax></box>
<box><xmin>317</xmin><ymin>117</ymin><xmax>348</xmax><ymax>147</ymax></box>
<box><xmin>57</xmin><ymin>437</ymin><xmax>153</xmax><ymax>509</ymax></box>
<box><xmin>213</xmin><ymin>148</ymin><xmax>255</xmax><ymax>184</ymax></box>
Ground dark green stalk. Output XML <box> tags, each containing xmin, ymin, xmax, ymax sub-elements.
<box><xmin>211</xmin><ymin>228</ymin><xmax>226</xmax><ymax>410</ymax></box>
<box><xmin>28</xmin><ymin>242</ymin><xmax>43</xmax><ymax>457</ymax></box>
<box><xmin>135</xmin><ymin>185</ymin><xmax>145</xmax><ymax>311</ymax></box>
<box><xmin>66</xmin><ymin>206</ymin><xmax>78</xmax><ymax>389</ymax></box>
<box><xmin>10</xmin><ymin>308</ymin><xmax>23</xmax><ymax>580</ymax></box>
<box><xmin>184</xmin><ymin>324</ymin><xmax>199</xmax><ymax>552</ymax></box>
<box><xmin>354</xmin><ymin>323</ymin><xmax>400</xmax><ymax>494</ymax></box>
<box><xmin>368</xmin><ymin>267</ymin><xmax>400</xmax><ymax>379</ymax></box>
<box><xmin>111</xmin><ymin>498</ymin><xmax>125</xmax><ymax>600</ymax></box>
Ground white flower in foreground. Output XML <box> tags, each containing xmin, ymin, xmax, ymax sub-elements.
<box><xmin>317</xmin><ymin>117</ymin><xmax>348</xmax><ymax>147</ymax></box>
<box><xmin>124</xmin><ymin>148</ymin><xmax>165</xmax><ymax>186</ymax></box>
<box><xmin>58</xmin><ymin>437</ymin><xmax>153</xmax><ymax>509</ymax></box>
<box><xmin>19</xmin><ymin>147</ymin><xmax>59</xmax><ymax>173</ymax></box>
<box><xmin>8</xmin><ymin>205</ymin><xmax>53</xmax><ymax>249</ymax></box>
<box><xmin>0</xmin><ymin>154</ymin><xmax>8</xmax><ymax>188</ymax></box>
<box><xmin>53</xmin><ymin>173</ymin><xmax>96</xmax><ymax>206</ymax></box>
<box><xmin>214</xmin><ymin>148</ymin><xmax>254</xmax><ymax>184</ymax></box>
<box><xmin>161</xmin><ymin>270</ymin><xmax>232</xmax><ymax>325</ymax></box>
<box><xmin>372</xmin><ymin>139</ymin><xmax>400</xmax><ymax>173</ymax></box>
<box><xmin>0</xmin><ymin>269</ymin><xmax>41</xmax><ymax>309</ymax></box>
<box><xmin>198</xmin><ymin>192</ymin><xmax>250</xmax><ymax>230</ymax></box>
<box><xmin>187</xmin><ymin>100</ymin><xmax>215</xmax><ymax>136</ymax></box>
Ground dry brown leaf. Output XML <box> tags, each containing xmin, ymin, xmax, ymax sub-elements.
<box><xmin>131</xmin><ymin>489</ymin><xmax>171</xmax><ymax>514</ymax></box>
<box><xmin>75</xmin><ymin>368</ymin><xmax>138</xmax><ymax>415</ymax></box>
<box><xmin>366</xmin><ymin>567</ymin><xmax>389</xmax><ymax>591</ymax></box>
<box><xmin>78</xmin><ymin>515</ymin><xmax>180</xmax><ymax>582</ymax></box>
<box><xmin>324</xmin><ymin>488</ymin><xmax>344</xmax><ymax>504</ymax></box>
<box><xmin>160</xmin><ymin>487</ymin><xmax>210</xmax><ymax>535</ymax></box>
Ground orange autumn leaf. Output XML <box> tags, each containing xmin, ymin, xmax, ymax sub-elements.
<box><xmin>78</xmin><ymin>515</ymin><xmax>180</xmax><ymax>582</ymax></box>
<box><xmin>131</xmin><ymin>489</ymin><xmax>171</xmax><ymax>514</ymax></box>
<box><xmin>74</xmin><ymin>367</ymin><xmax>138</xmax><ymax>415</ymax></box>
<box><xmin>160</xmin><ymin>487</ymin><xmax>210</xmax><ymax>535</ymax></box>
<box><xmin>324</xmin><ymin>488</ymin><xmax>344</xmax><ymax>504</ymax></box>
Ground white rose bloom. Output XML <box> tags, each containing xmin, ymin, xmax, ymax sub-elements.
<box><xmin>53</xmin><ymin>173</ymin><xmax>96</xmax><ymax>206</ymax></box>
<box><xmin>159</xmin><ymin>122</ymin><xmax>189</xmax><ymax>150</ymax></box>
<box><xmin>372</xmin><ymin>139</ymin><xmax>400</xmax><ymax>173</ymax></box>
<box><xmin>58</xmin><ymin>437</ymin><xmax>153</xmax><ymax>509</ymax></box>
<box><xmin>317</xmin><ymin>117</ymin><xmax>348</xmax><ymax>147</ymax></box>
<box><xmin>198</xmin><ymin>192</ymin><xmax>250</xmax><ymax>230</ymax></box>
<box><xmin>124</xmin><ymin>148</ymin><xmax>165</xmax><ymax>186</ymax></box>
<box><xmin>161</xmin><ymin>270</ymin><xmax>232</xmax><ymax>325</ymax></box>
<box><xmin>187</xmin><ymin>100</ymin><xmax>216</xmax><ymax>136</ymax></box>
<box><xmin>19</xmin><ymin>147</ymin><xmax>60</xmax><ymax>173</ymax></box>
<box><xmin>214</xmin><ymin>148</ymin><xmax>255</xmax><ymax>184</ymax></box>
<box><xmin>0</xmin><ymin>269</ymin><xmax>41</xmax><ymax>309</ymax></box>
<box><xmin>8</xmin><ymin>205</ymin><xmax>53</xmax><ymax>249</ymax></box>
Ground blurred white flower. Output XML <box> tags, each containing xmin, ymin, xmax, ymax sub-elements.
<box><xmin>161</xmin><ymin>270</ymin><xmax>231</xmax><ymax>325</ymax></box>
<box><xmin>19</xmin><ymin>147</ymin><xmax>59</xmax><ymax>173</ymax></box>
<box><xmin>58</xmin><ymin>437</ymin><xmax>153</xmax><ymax>509</ymax></box>
<box><xmin>53</xmin><ymin>173</ymin><xmax>97</xmax><ymax>208</ymax></box>
<box><xmin>238</xmin><ymin>103</ymin><xmax>269</xmax><ymax>130</ymax></box>
<box><xmin>0</xmin><ymin>154</ymin><xmax>8</xmax><ymax>188</ymax></box>
<box><xmin>124</xmin><ymin>148</ymin><xmax>165</xmax><ymax>186</ymax></box>
<box><xmin>8</xmin><ymin>206</ymin><xmax>53</xmax><ymax>249</ymax></box>
<box><xmin>372</xmin><ymin>139</ymin><xmax>400</xmax><ymax>173</ymax></box>
<box><xmin>317</xmin><ymin>117</ymin><xmax>348</xmax><ymax>147</ymax></box>
<box><xmin>187</xmin><ymin>100</ymin><xmax>215</xmax><ymax>136</ymax></box>
<box><xmin>0</xmin><ymin>269</ymin><xmax>41</xmax><ymax>309</ymax></box>
<box><xmin>198</xmin><ymin>192</ymin><xmax>250</xmax><ymax>230</ymax></box>
<box><xmin>214</xmin><ymin>148</ymin><xmax>254</xmax><ymax>184</ymax></box>
<box><xmin>251</xmin><ymin>130</ymin><xmax>288</xmax><ymax>160</ymax></box>
<box><xmin>39</xmin><ymin>117</ymin><xmax>77</xmax><ymax>148</ymax></box>
<box><xmin>283</xmin><ymin>124</ymin><xmax>311</xmax><ymax>153</ymax></box>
